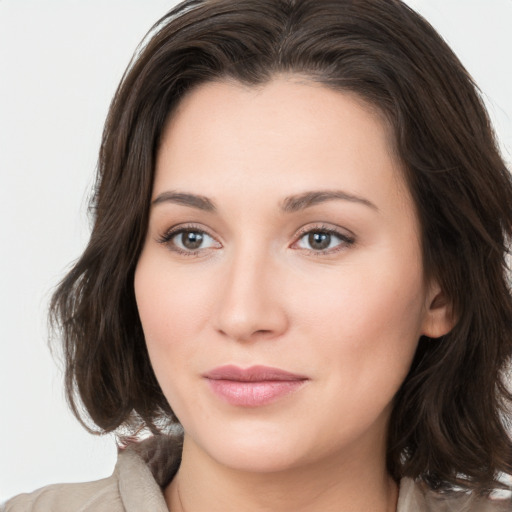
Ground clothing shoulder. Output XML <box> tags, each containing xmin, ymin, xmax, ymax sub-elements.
<box><xmin>3</xmin><ymin>436</ymin><xmax>180</xmax><ymax>512</ymax></box>
<box><xmin>423</xmin><ymin>491</ymin><xmax>512</xmax><ymax>512</ymax></box>
<box><xmin>3</xmin><ymin>476</ymin><xmax>121</xmax><ymax>512</ymax></box>
<box><xmin>399</xmin><ymin>477</ymin><xmax>512</xmax><ymax>512</ymax></box>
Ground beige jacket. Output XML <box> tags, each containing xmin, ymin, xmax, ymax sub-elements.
<box><xmin>4</xmin><ymin>436</ymin><xmax>511</xmax><ymax>511</ymax></box>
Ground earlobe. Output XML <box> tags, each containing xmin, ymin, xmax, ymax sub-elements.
<box><xmin>421</xmin><ymin>282</ymin><xmax>456</xmax><ymax>339</ymax></box>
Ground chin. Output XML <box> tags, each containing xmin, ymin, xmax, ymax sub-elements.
<box><xmin>211</xmin><ymin>442</ymin><xmax>306</xmax><ymax>474</ymax></box>
<box><xmin>189</xmin><ymin>420</ymin><xmax>313</xmax><ymax>474</ymax></box>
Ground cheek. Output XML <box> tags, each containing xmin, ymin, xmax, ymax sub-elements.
<box><xmin>295</xmin><ymin>265</ymin><xmax>423</xmax><ymax>326</ymax></box>
<box><xmin>291</xmin><ymin>251</ymin><xmax>426</xmax><ymax>393</ymax></box>
<box><xmin>134</xmin><ymin>252</ymin><xmax>216</xmax><ymax>396</ymax></box>
<box><xmin>135</xmin><ymin>248</ymin><xmax>210</xmax><ymax>338</ymax></box>
<box><xmin>136</xmin><ymin>244</ymin><xmax>426</xmax><ymax>365</ymax></box>
<box><xmin>135</xmin><ymin>231</ymin><xmax>427</xmax><ymax>418</ymax></box>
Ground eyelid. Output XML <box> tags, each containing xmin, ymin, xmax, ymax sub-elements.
<box><xmin>156</xmin><ymin>221</ymin><xmax>355</xmax><ymax>256</ymax></box>
<box><xmin>291</xmin><ymin>223</ymin><xmax>356</xmax><ymax>254</ymax></box>
<box><xmin>157</xmin><ymin>223</ymin><xmax>222</xmax><ymax>255</ymax></box>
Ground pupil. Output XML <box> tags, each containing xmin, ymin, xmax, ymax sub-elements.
<box><xmin>309</xmin><ymin>232</ymin><xmax>330</xmax><ymax>250</ymax></box>
<box><xmin>182</xmin><ymin>231</ymin><xmax>203</xmax><ymax>250</ymax></box>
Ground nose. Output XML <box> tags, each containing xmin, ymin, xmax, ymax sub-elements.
<box><xmin>213</xmin><ymin>249</ymin><xmax>289</xmax><ymax>343</ymax></box>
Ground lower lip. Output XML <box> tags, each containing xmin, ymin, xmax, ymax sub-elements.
<box><xmin>206</xmin><ymin>379</ymin><xmax>307</xmax><ymax>407</ymax></box>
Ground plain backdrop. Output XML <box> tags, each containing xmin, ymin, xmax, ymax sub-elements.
<box><xmin>1</xmin><ymin>0</ymin><xmax>511</xmax><ymax>501</ymax></box>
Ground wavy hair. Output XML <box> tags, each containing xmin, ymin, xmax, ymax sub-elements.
<box><xmin>50</xmin><ymin>0</ymin><xmax>512</xmax><ymax>494</ymax></box>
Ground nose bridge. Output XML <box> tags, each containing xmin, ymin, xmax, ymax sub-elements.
<box><xmin>214</xmin><ymin>239</ymin><xmax>287</xmax><ymax>342</ymax></box>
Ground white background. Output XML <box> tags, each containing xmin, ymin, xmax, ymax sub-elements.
<box><xmin>1</xmin><ymin>0</ymin><xmax>511</xmax><ymax>501</ymax></box>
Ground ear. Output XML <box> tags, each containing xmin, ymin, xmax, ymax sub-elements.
<box><xmin>421</xmin><ymin>280</ymin><xmax>456</xmax><ymax>339</ymax></box>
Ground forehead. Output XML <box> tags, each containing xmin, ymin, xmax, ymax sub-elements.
<box><xmin>154</xmin><ymin>76</ymin><xmax>409</xmax><ymax>213</ymax></box>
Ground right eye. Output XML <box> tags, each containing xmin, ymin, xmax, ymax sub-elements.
<box><xmin>159</xmin><ymin>227</ymin><xmax>221</xmax><ymax>255</ymax></box>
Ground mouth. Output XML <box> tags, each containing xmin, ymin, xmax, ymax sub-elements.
<box><xmin>202</xmin><ymin>365</ymin><xmax>309</xmax><ymax>407</ymax></box>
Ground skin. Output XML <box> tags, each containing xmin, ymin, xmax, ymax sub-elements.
<box><xmin>134</xmin><ymin>75</ymin><xmax>453</xmax><ymax>512</ymax></box>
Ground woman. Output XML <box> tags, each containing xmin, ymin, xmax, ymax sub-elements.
<box><xmin>5</xmin><ymin>0</ymin><xmax>512</xmax><ymax>510</ymax></box>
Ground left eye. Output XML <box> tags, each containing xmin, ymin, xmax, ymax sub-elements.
<box><xmin>295</xmin><ymin>230</ymin><xmax>351</xmax><ymax>252</ymax></box>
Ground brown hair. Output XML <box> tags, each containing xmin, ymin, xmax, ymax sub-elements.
<box><xmin>50</xmin><ymin>0</ymin><xmax>512</xmax><ymax>494</ymax></box>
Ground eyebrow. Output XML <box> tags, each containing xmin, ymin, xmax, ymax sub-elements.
<box><xmin>281</xmin><ymin>190</ymin><xmax>378</xmax><ymax>212</ymax></box>
<box><xmin>151</xmin><ymin>189</ymin><xmax>377</xmax><ymax>213</ymax></box>
<box><xmin>152</xmin><ymin>191</ymin><xmax>216</xmax><ymax>212</ymax></box>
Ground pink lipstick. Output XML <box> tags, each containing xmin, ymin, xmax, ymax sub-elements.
<box><xmin>203</xmin><ymin>365</ymin><xmax>308</xmax><ymax>407</ymax></box>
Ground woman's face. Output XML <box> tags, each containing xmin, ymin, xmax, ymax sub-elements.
<box><xmin>135</xmin><ymin>76</ymin><xmax>450</xmax><ymax>473</ymax></box>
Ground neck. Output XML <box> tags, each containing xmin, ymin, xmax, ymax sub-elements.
<box><xmin>165</xmin><ymin>435</ymin><xmax>398</xmax><ymax>512</ymax></box>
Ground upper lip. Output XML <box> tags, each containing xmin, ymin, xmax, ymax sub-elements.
<box><xmin>203</xmin><ymin>365</ymin><xmax>308</xmax><ymax>382</ymax></box>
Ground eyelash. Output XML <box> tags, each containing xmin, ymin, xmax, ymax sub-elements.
<box><xmin>157</xmin><ymin>223</ymin><xmax>219</xmax><ymax>256</ymax></box>
<box><xmin>157</xmin><ymin>223</ymin><xmax>356</xmax><ymax>257</ymax></box>
<box><xmin>292</xmin><ymin>225</ymin><xmax>356</xmax><ymax>255</ymax></box>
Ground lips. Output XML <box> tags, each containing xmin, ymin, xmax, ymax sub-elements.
<box><xmin>203</xmin><ymin>365</ymin><xmax>308</xmax><ymax>407</ymax></box>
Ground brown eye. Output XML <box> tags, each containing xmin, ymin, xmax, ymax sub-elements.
<box><xmin>308</xmin><ymin>232</ymin><xmax>331</xmax><ymax>250</ymax></box>
<box><xmin>161</xmin><ymin>228</ymin><xmax>221</xmax><ymax>254</ymax></box>
<box><xmin>294</xmin><ymin>228</ymin><xmax>354</xmax><ymax>253</ymax></box>
<box><xmin>180</xmin><ymin>230</ymin><xmax>204</xmax><ymax>250</ymax></box>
